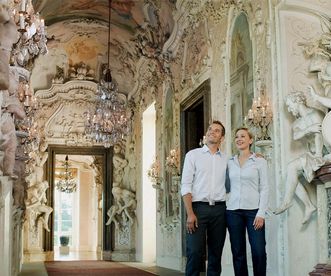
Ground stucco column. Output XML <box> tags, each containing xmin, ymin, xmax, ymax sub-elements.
<box><xmin>0</xmin><ymin>176</ymin><xmax>13</xmax><ymax>276</ymax></box>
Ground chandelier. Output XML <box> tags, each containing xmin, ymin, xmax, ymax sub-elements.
<box><xmin>55</xmin><ymin>155</ymin><xmax>77</xmax><ymax>193</ymax></box>
<box><xmin>246</xmin><ymin>87</ymin><xmax>273</xmax><ymax>141</ymax></box>
<box><xmin>85</xmin><ymin>0</ymin><xmax>129</xmax><ymax>148</ymax></box>
<box><xmin>11</xmin><ymin>0</ymin><xmax>48</xmax><ymax>69</ymax></box>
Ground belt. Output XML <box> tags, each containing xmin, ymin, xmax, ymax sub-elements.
<box><xmin>192</xmin><ymin>201</ymin><xmax>225</xmax><ymax>206</ymax></box>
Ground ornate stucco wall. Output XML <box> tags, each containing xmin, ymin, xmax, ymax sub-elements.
<box><xmin>2</xmin><ymin>0</ymin><xmax>331</xmax><ymax>275</ymax></box>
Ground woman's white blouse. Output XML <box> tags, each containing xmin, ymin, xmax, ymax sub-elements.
<box><xmin>226</xmin><ymin>153</ymin><xmax>269</xmax><ymax>218</ymax></box>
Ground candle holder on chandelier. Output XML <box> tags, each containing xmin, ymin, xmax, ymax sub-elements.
<box><xmin>245</xmin><ymin>88</ymin><xmax>273</xmax><ymax>141</ymax></box>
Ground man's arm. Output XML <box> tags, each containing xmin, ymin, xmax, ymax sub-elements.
<box><xmin>183</xmin><ymin>193</ymin><xmax>198</xmax><ymax>234</ymax></box>
<box><xmin>181</xmin><ymin>151</ymin><xmax>198</xmax><ymax>233</ymax></box>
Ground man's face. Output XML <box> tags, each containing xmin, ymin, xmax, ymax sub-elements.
<box><xmin>205</xmin><ymin>123</ymin><xmax>224</xmax><ymax>145</ymax></box>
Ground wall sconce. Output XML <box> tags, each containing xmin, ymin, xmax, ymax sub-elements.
<box><xmin>245</xmin><ymin>88</ymin><xmax>272</xmax><ymax>141</ymax></box>
<box><xmin>11</xmin><ymin>0</ymin><xmax>48</xmax><ymax>68</ymax></box>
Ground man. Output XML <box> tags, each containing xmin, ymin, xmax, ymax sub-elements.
<box><xmin>181</xmin><ymin>120</ymin><xmax>227</xmax><ymax>276</ymax></box>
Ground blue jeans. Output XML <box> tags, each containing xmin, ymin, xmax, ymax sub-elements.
<box><xmin>226</xmin><ymin>209</ymin><xmax>266</xmax><ymax>276</ymax></box>
<box><xmin>185</xmin><ymin>202</ymin><xmax>227</xmax><ymax>276</ymax></box>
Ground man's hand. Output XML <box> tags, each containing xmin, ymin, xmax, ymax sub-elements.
<box><xmin>253</xmin><ymin>216</ymin><xmax>264</xmax><ymax>230</ymax></box>
<box><xmin>186</xmin><ymin>213</ymin><xmax>198</xmax><ymax>234</ymax></box>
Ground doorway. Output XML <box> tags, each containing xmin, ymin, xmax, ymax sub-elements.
<box><xmin>53</xmin><ymin>154</ymin><xmax>100</xmax><ymax>260</ymax></box>
<box><xmin>180</xmin><ymin>79</ymin><xmax>210</xmax><ymax>265</ymax></box>
<box><xmin>180</xmin><ymin>80</ymin><xmax>210</xmax><ymax>154</ymax></box>
<box><xmin>44</xmin><ymin>146</ymin><xmax>112</xmax><ymax>259</ymax></box>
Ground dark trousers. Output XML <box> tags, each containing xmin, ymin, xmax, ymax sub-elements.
<box><xmin>226</xmin><ymin>209</ymin><xmax>266</xmax><ymax>276</ymax></box>
<box><xmin>185</xmin><ymin>202</ymin><xmax>227</xmax><ymax>276</ymax></box>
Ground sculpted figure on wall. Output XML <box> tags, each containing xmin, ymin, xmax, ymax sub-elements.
<box><xmin>106</xmin><ymin>143</ymin><xmax>137</xmax><ymax>229</ymax></box>
<box><xmin>301</xmin><ymin>32</ymin><xmax>331</xmax><ymax>98</ymax></box>
<box><xmin>52</xmin><ymin>66</ymin><xmax>64</xmax><ymax>84</ymax></box>
<box><xmin>274</xmin><ymin>92</ymin><xmax>326</xmax><ymax>223</ymax></box>
<box><xmin>0</xmin><ymin>69</ymin><xmax>26</xmax><ymax>178</ymax></box>
<box><xmin>276</xmin><ymin>26</ymin><xmax>331</xmax><ymax>224</ymax></box>
<box><xmin>106</xmin><ymin>187</ymin><xmax>122</xmax><ymax>229</ymax></box>
<box><xmin>0</xmin><ymin>4</ymin><xmax>17</xmax><ymax>90</ymax></box>
<box><xmin>123</xmin><ymin>140</ymin><xmax>136</xmax><ymax>192</ymax></box>
<box><xmin>68</xmin><ymin>62</ymin><xmax>94</xmax><ymax>81</ymax></box>
<box><xmin>25</xmin><ymin>140</ymin><xmax>52</xmax><ymax>232</ymax></box>
<box><xmin>113</xmin><ymin>143</ymin><xmax>128</xmax><ymax>188</ymax></box>
<box><xmin>25</xmin><ymin>139</ymin><xmax>48</xmax><ymax>186</ymax></box>
<box><xmin>106</xmin><ymin>186</ymin><xmax>136</xmax><ymax>229</ymax></box>
<box><xmin>25</xmin><ymin>180</ymin><xmax>53</xmax><ymax>232</ymax></box>
<box><xmin>308</xmin><ymin>86</ymin><xmax>331</xmax><ymax>157</ymax></box>
<box><xmin>120</xmin><ymin>188</ymin><xmax>136</xmax><ymax>225</ymax></box>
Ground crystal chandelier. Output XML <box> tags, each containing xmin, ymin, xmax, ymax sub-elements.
<box><xmin>10</xmin><ymin>0</ymin><xmax>48</xmax><ymax>69</ymax></box>
<box><xmin>55</xmin><ymin>155</ymin><xmax>77</xmax><ymax>193</ymax></box>
<box><xmin>245</xmin><ymin>87</ymin><xmax>273</xmax><ymax>141</ymax></box>
<box><xmin>85</xmin><ymin>0</ymin><xmax>129</xmax><ymax>148</ymax></box>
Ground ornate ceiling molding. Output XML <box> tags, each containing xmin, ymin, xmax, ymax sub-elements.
<box><xmin>163</xmin><ymin>0</ymin><xmax>242</xmax><ymax>59</ymax></box>
<box><xmin>34</xmin><ymin>80</ymin><xmax>97</xmax><ymax>104</ymax></box>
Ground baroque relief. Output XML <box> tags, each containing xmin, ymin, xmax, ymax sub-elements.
<box><xmin>274</xmin><ymin>13</ymin><xmax>331</xmax><ymax>225</ymax></box>
<box><xmin>34</xmin><ymin>80</ymin><xmax>97</xmax><ymax>145</ymax></box>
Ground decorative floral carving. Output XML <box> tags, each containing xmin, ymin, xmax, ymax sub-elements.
<box><xmin>165</xmin><ymin>148</ymin><xmax>180</xmax><ymax>176</ymax></box>
<box><xmin>147</xmin><ymin>157</ymin><xmax>162</xmax><ymax>187</ymax></box>
<box><xmin>68</xmin><ymin>62</ymin><xmax>95</xmax><ymax>81</ymax></box>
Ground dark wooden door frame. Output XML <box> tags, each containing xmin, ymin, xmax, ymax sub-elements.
<box><xmin>44</xmin><ymin>145</ymin><xmax>113</xmax><ymax>252</ymax></box>
<box><xmin>180</xmin><ymin>80</ymin><xmax>211</xmax><ymax>154</ymax></box>
<box><xmin>180</xmin><ymin>79</ymin><xmax>211</xmax><ymax>257</ymax></box>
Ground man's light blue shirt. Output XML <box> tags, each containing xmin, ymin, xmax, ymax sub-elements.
<box><xmin>226</xmin><ymin>153</ymin><xmax>269</xmax><ymax>218</ymax></box>
<box><xmin>181</xmin><ymin>145</ymin><xmax>227</xmax><ymax>203</ymax></box>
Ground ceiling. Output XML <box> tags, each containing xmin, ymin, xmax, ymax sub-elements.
<box><xmin>30</xmin><ymin>0</ymin><xmax>176</xmax><ymax>95</ymax></box>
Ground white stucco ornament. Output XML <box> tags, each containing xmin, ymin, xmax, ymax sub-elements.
<box><xmin>322</xmin><ymin>111</ymin><xmax>331</xmax><ymax>146</ymax></box>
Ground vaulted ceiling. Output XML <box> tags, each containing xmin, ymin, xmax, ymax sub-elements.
<box><xmin>30</xmin><ymin>0</ymin><xmax>176</xmax><ymax>95</ymax></box>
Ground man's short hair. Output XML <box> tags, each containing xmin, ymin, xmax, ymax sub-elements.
<box><xmin>210</xmin><ymin>120</ymin><xmax>225</xmax><ymax>136</ymax></box>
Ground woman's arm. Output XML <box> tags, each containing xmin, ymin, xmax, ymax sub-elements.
<box><xmin>256</xmin><ymin>158</ymin><xmax>269</xmax><ymax>219</ymax></box>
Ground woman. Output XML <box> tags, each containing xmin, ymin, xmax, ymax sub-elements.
<box><xmin>226</xmin><ymin>127</ymin><xmax>269</xmax><ymax>276</ymax></box>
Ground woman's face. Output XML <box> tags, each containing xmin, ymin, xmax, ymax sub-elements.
<box><xmin>234</xmin><ymin>129</ymin><xmax>253</xmax><ymax>151</ymax></box>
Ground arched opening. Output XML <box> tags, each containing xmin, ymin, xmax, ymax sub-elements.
<box><xmin>229</xmin><ymin>13</ymin><xmax>254</xmax><ymax>152</ymax></box>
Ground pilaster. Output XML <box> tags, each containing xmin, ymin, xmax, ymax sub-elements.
<box><xmin>0</xmin><ymin>176</ymin><xmax>13</xmax><ymax>276</ymax></box>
